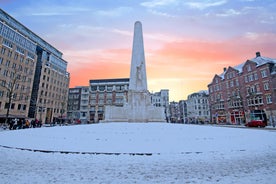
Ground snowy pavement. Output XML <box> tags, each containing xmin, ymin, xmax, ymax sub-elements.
<box><xmin>0</xmin><ymin>123</ymin><xmax>276</xmax><ymax>184</ymax></box>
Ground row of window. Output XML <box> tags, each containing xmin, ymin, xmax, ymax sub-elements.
<box><xmin>226</xmin><ymin>79</ymin><xmax>239</xmax><ymax>88</ymax></box>
<box><xmin>210</xmin><ymin>68</ymin><xmax>269</xmax><ymax>93</ymax></box>
<box><xmin>211</xmin><ymin>95</ymin><xmax>272</xmax><ymax>109</ymax></box>
<box><xmin>91</xmin><ymin>85</ymin><xmax>128</xmax><ymax>91</ymax></box>
<box><xmin>1</xmin><ymin>41</ymin><xmax>36</xmax><ymax>62</ymax></box>
<box><xmin>225</xmin><ymin>71</ymin><xmax>236</xmax><ymax>80</ymax></box>
<box><xmin>0</xmin><ymin>101</ymin><xmax>27</xmax><ymax>111</ymax></box>
<box><xmin>42</xmin><ymin>74</ymin><xmax>68</xmax><ymax>88</ymax></box>
<box><xmin>210</xmin><ymin>81</ymin><xmax>271</xmax><ymax>102</ymax></box>
<box><xmin>0</xmin><ymin>22</ymin><xmax>36</xmax><ymax>53</ymax></box>
<box><xmin>187</xmin><ymin>111</ymin><xmax>209</xmax><ymax>116</ymax></box>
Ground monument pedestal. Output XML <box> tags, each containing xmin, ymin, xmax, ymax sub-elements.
<box><xmin>127</xmin><ymin>90</ymin><xmax>164</xmax><ymax>122</ymax></box>
<box><xmin>103</xmin><ymin>90</ymin><xmax>165</xmax><ymax>123</ymax></box>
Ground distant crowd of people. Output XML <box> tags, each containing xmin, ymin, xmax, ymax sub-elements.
<box><xmin>8</xmin><ymin>118</ymin><xmax>42</xmax><ymax>130</ymax></box>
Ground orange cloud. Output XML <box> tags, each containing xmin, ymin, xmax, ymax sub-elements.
<box><xmin>67</xmin><ymin>32</ymin><xmax>276</xmax><ymax>101</ymax></box>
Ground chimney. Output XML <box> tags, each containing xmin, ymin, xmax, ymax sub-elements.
<box><xmin>223</xmin><ymin>67</ymin><xmax>227</xmax><ymax>72</ymax></box>
<box><xmin>256</xmin><ymin>52</ymin><xmax>261</xmax><ymax>57</ymax></box>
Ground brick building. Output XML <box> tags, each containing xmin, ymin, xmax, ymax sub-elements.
<box><xmin>208</xmin><ymin>52</ymin><xmax>276</xmax><ymax>125</ymax></box>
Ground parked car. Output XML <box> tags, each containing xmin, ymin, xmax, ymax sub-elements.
<box><xmin>245</xmin><ymin>120</ymin><xmax>266</xmax><ymax>128</ymax></box>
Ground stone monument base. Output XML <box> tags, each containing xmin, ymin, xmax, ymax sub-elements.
<box><xmin>102</xmin><ymin>105</ymin><xmax>165</xmax><ymax>123</ymax></box>
<box><xmin>103</xmin><ymin>91</ymin><xmax>165</xmax><ymax>123</ymax></box>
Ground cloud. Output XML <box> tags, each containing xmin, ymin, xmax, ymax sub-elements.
<box><xmin>67</xmin><ymin>32</ymin><xmax>276</xmax><ymax>101</ymax></box>
<box><xmin>185</xmin><ymin>0</ymin><xmax>227</xmax><ymax>10</ymax></box>
<box><xmin>30</xmin><ymin>6</ymin><xmax>91</xmax><ymax>16</ymax></box>
<box><xmin>216</xmin><ymin>9</ymin><xmax>241</xmax><ymax>17</ymax></box>
<box><xmin>141</xmin><ymin>0</ymin><xmax>178</xmax><ymax>8</ymax></box>
<box><xmin>111</xmin><ymin>29</ymin><xmax>133</xmax><ymax>37</ymax></box>
<box><xmin>244</xmin><ymin>32</ymin><xmax>259</xmax><ymax>40</ymax></box>
<box><xmin>95</xmin><ymin>6</ymin><xmax>132</xmax><ymax>17</ymax></box>
<box><xmin>147</xmin><ymin>9</ymin><xmax>176</xmax><ymax>18</ymax></box>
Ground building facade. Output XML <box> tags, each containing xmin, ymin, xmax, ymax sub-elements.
<box><xmin>186</xmin><ymin>91</ymin><xmax>210</xmax><ymax>124</ymax></box>
<box><xmin>67</xmin><ymin>86</ymin><xmax>89</xmax><ymax>124</ymax></box>
<box><xmin>151</xmin><ymin>89</ymin><xmax>170</xmax><ymax>122</ymax></box>
<box><xmin>169</xmin><ymin>101</ymin><xmax>180</xmax><ymax>123</ymax></box>
<box><xmin>89</xmin><ymin>78</ymin><xmax>129</xmax><ymax>122</ymax></box>
<box><xmin>179</xmin><ymin>100</ymin><xmax>187</xmax><ymax>123</ymax></box>
<box><xmin>208</xmin><ymin>52</ymin><xmax>276</xmax><ymax>125</ymax></box>
<box><xmin>0</xmin><ymin>9</ymin><xmax>70</xmax><ymax>124</ymax></box>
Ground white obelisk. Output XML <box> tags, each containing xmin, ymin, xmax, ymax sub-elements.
<box><xmin>129</xmin><ymin>21</ymin><xmax>147</xmax><ymax>92</ymax></box>
<box><xmin>127</xmin><ymin>21</ymin><xmax>151</xmax><ymax>122</ymax></box>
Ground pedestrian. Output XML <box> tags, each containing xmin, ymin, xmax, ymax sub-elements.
<box><xmin>12</xmin><ymin>119</ymin><xmax>18</xmax><ymax>130</ymax></box>
<box><xmin>17</xmin><ymin>119</ymin><xmax>23</xmax><ymax>129</ymax></box>
<box><xmin>31</xmin><ymin>120</ymin><xmax>35</xmax><ymax>128</ymax></box>
<box><xmin>9</xmin><ymin>120</ymin><xmax>14</xmax><ymax>130</ymax></box>
<box><xmin>273</xmin><ymin>115</ymin><xmax>276</xmax><ymax>128</ymax></box>
<box><xmin>24</xmin><ymin>119</ymin><xmax>30</xmax><ymax>128</ymax></box>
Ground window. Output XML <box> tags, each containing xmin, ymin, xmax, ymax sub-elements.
<box><xmin>7</xmin><ymin>50</ymin><xmax>12</xmax><ymax>58</ymax></box>
<box><xmin>266</xmin><ymin>95</ymin><xmax>272</xmax><ymax>104</ymax></box>
<box><xmin>107</xmin><ymin>85</ymin><xmax>113</xmax><ymax>91</ymax></box>
<box><xmin>14</xmin><ymin>53</ymin><xmax>18</xmax><ymax>60</ymax></box>
<box><xmin>264</xmin><ymin>82</ymin><xmax>270</xmax><ymax>90</ymax></box>
<box><xmin>99</xmin><ymin>85</ymin><xmax>105</xmax><ymax>91</ymax></box>
<box><xmin>235</xmin><ymin>79</ymin><xmax>239</xmax><ymax>86</ymax></box>
<box><xmin>3</xmin><ymin>39</ymin><xmax>13</xmax><ymax>48</ymax></box>
<box><xmin>5</xmin><ymin>60</ymin><xmax>10</xmax><ymax>67</ymax></box>
<box><xmin>247</xmin><ymin>65</ymin><xmax>252</xmax><ymax>72</ymax></box>
<box><xmin>230</xmin><ymin>80</ymin><xmax>234</xmax><ymax>87</ymax></box>
<box><xmin>1</xmin><ymin>47</ymin><xmax>6</xmax><ymax>55</ymax></box>
<box><xmin>4</xmin><ymin>103</ymin><xmax>10</xmax><ymax>109</ymax></box>
<box><xmin>256</xmin><ymin>84</ymin><xmax>260</xmax><ymax>93</ymax></box>
<box><xmin>254</xmin><ymin>73</ymin><xmax>258</xmax><ymax>80</ymax></box>
<box><xmin>20</xmin><ymin>56</ymin><xmax>24</xmax><ymax>62</ymax></box>
<box><xmin>261</xmin><ymin>70</ymin><xmax>267</xmax><ymax>78</ymax></box>
<box><xmin>244</xmin><ymin>76</ymin><xmax>248</xmax><ymax>83</ymax></box>
<box><xmin>12</xmin><ymin>63</ymin><xmax>17</xmax><ymax>69</ymax></box>
<box><xmin>3</xmin><ymin>70</ymin><xmax>8</xmax><ymax>77</ymax></box>
<box><xmin>248</xmin><ymin>74</ymin><xmax>253</xmax><ymax>82</ymax></box>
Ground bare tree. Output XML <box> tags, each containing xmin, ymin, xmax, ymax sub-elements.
<box><xmin>60</xmin><ymin>101</ymin><xmax>66</xmax><ymax>124</ymax></box>
<box><xmin>0</xmin><ymin>67</ymin><xmax>29</xmax><ymax>126</ymax></box>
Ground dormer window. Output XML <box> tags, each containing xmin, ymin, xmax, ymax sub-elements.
<box><xmin>247</xmin><ymin>65</ymin><xmax>251</xmax><ymax>72</ymax></box>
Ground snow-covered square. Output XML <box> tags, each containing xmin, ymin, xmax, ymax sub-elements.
<box><xmin>0</xmin><ymin>123</ymin><xmax>276</xmax><ymax>184</ymax></box>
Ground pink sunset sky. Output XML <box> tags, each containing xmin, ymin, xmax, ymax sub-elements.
<box><xmin>1</xmin><ymin>0</ymin><xmax>276</xmax><ymax>101</ymax></box>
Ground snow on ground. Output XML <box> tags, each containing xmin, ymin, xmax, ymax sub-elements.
<box><xmin>0</xmin><ymin>123</ymin><xmax>276</xmax><ymax>184</ymax></box>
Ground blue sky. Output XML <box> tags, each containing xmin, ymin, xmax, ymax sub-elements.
<box><xmin>1</xmin><ymin>0</ymin><xmax>276</xmax><ymax>101</ymax></box>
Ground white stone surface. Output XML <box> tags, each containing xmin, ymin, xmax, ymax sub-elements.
<box><xmin>129</xmin><ymin>21</ymin><xmax>147</xmax><ymax>91</ymax></box>
<box><xmin>103</xmin><ymin>21</ymin><xmax>165</xmax><ymax>123</ymax></box>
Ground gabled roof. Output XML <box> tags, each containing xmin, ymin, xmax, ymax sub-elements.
<box><xmin>218</xmin><ymin>55</ymin><xmax>275</xmax><ymax>79</ymax></box>
<box><xmin>209</xmin><ymin>53</ymin><xmax>275</xmax><ymax>86</ymax></box>
<box><xmin>249</xmin><ymin>56</ymin><xmax>276</xmax><ymax>67</ymax></box>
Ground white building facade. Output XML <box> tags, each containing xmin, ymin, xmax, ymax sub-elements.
<box><xmin>186</xmin><ymin>90</ymin><xmax>210</xmax><ymax>124</ymax></box>
<box><xmin>151</xmin><ymin>89</ymin><xmax>170</xmax><ymax>122</ymax></box>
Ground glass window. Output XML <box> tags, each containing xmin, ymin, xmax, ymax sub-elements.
<box><xmin>261</xmin><ymin>70</ymin><xmax>267</xmax><ymax>78</ymax></box>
